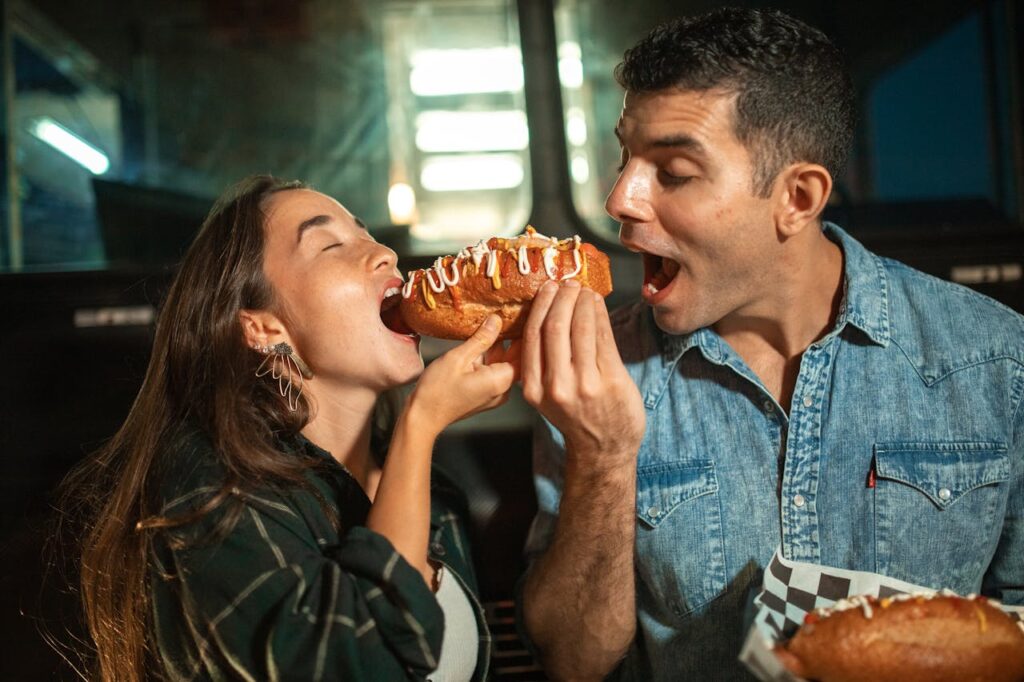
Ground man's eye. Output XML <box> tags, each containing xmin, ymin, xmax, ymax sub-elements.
<box><xmin>321</xmin><ymin>242</ymin><xmax>344</xmax><ymax>252</ymax></box>
<box><xmin>660</xmin><ymin>170</ymin><xmax>693</xmax><ymax>186</ymax></box>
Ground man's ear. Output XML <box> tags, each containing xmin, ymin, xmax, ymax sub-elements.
<box><xmin>771</xmin><ymin>162</ymin><xmax>832</xmax><ymax>238</ymax></box>
<box><xmin>239</xmin><ymin>309</ymin><xmax>288</xmax><ymax>350</ymax></box>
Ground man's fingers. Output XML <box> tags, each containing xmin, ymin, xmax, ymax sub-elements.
<box><xmin>521</xmin><ymin>281</ymin><xmax>558</xmax><ymax>400</ymax></box>
<box><xmin>571</xmin><ymin>287</ymin><xmax>597</xmax><ymax>372</ymax></box>
<box><xmin>542</xmin><ymin>281</ymin><xmax>582</xmax><ymax>387</ymax></box>
<box><xmin>594</xmin><ymin>293</ymin><xmax>621</xmax><ymax>372</ymax></box>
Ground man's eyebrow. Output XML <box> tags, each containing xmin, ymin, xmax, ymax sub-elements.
<box><xmin>296</xmin><ymin>214</ymin><xmax>333</xmax><ymax>244</ymax></box>
<box><xmin>613</xmin><ymin>127</ymin><xmax>706</xmax><ymax>156</ymax></box>
<box><xmin>353</xmin><ymin>216</ymin><xmax>368</xmax><ymax>231</ymax></box>
<box><xmin>652</xmin><ymin>134</ymin><xmax>706</xmax><ymax>156</ymax></box>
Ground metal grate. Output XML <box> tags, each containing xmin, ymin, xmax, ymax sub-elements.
<box><xmin>484</xmin><ymin>600</ymin><xmax>548</xmax><ymax>681</ymax></box>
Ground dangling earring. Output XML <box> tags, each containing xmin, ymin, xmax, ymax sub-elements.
<box><xmin>253</xmin><ymin>342</ymin><xmax>313</xmax><ymax>412</ymax></box>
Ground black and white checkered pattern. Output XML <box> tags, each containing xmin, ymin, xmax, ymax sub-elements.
<box><xmin>743</xmin><ymin>548</ymin><xmax>1024</xmax><ymax>681</ymax></box>
<box><xmin>753</xmin><ymin>549</ymin><xmax>1024</xmax><ymax>642</ymax></box>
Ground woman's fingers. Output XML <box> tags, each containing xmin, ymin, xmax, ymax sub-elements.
<box><xmin>456</xmin><ymin>314</ymin><xmax>502</xmax><ymax>363</ymax></box>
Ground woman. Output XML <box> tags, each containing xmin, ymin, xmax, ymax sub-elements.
<box><xmin>62</xmin><ymin>175</ymin><xmax>516</xmax><ymax>681</ymax></box>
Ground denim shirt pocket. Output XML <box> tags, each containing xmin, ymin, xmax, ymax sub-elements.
<box><xmin>634</xmin><ymin>460</ymin><xmax>727</xmax><ymax>619</ymax></box>
<box><xmin>873</xmin><ymin>441</ymin><xmax>1010</xmax><ymax>591</ymax></box>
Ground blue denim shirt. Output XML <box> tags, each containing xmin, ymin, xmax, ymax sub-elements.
<box><xmin>526</xmin><ymin>224</ymin><xmax>1024</xmax><ymax>681</ymax></box>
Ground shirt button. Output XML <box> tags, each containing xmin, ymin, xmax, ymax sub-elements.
<box><xmin>938</xmin><ymin>488</ymin><xmax>952</xmax><ymax>501</ymax></box>
<box><xmin>793</xmin><ymin>494</ymin><xmax>806</xmax><ymax>507</ymax></box>
<box><xmin>802</xmin><ymin>396</ymin><xmax>813</xmax><ymax>408</ymax></box>
<box><xmin>647</xmin><ymin>506</ymin><xmax>661</xmax><ymax>518</ymax></box>
<box><xmin>763</xmin><ymin>400</ymin><xmax>774</xmax><ymax>412</ymax></box>
<box><xmin>430</xmin><ymin>542</ymin><xmax>446</xmax><ymax>557</ymax></box>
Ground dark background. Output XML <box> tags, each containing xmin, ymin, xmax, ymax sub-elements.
<box><xmin>2</xmin><ymin>1</ymin><xmax>1023</xmax><ymax>679</ymax></box>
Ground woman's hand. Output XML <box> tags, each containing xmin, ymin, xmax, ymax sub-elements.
<box><xmin>406</xmin><ymin>315</ymin><xmax>519</xmax><ymax>439</ymax></box>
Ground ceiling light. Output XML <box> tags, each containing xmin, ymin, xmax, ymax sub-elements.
<box><xmin>415</xmin><ymin>110</ymin><xmax>528</xmax><ymax>152</ymax></box>
<box><xmin>30</xmin><ymin>117</ymin><xmax>109</xmax><ymax>174</ymax></box>
<box><xmin>410</xmin><ymin>47</ymin><xmax>524</xmax><ymax>96</ymax></box>
<box><xmin>420</xmin><ymin>154</ymin><xmax>524</xmax><ymax>192</ymax></box>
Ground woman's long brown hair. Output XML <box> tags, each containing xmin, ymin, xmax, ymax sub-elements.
<box><xmin>56</xmin><ymin>175</ymin><xmax>396</xmax><ymax>681</ymax></box>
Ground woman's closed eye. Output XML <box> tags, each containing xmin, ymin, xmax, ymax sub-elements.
<box><xmin>321</xmin><ymin>242</ymin><xmax>345</xmax><ymax>252</ymax></box>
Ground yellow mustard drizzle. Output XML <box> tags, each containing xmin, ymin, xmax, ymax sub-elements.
<box><xmin>974</xmin><ymin>603</ymin><xmax>988</xmax><ymax>633</ymax></box>
<box><xmin>491</xmin><ymin>252</ymin><xmax>502</xmax><ymax>289</ymax></box>
<box><xmin>422</xmin><ymin>278</ymin><xmax>437</xmax><ymax>310</ymax></box>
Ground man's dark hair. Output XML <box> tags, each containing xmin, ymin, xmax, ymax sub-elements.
<box><xmin>615</xmin><ymin>7</ymin><xmax>856</xmax><ymax>197</ymax></box>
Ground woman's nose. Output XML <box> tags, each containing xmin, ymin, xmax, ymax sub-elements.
<box><xmin>372</xmin><ymin>243</ymin><xmax>398</xmax><ymax>272</ymax></box>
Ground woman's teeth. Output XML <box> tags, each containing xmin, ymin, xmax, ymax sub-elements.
<box><xmin>383</xmin><ymin>286</ymin><xmax>402</xmax><ymax>298</ymax></box>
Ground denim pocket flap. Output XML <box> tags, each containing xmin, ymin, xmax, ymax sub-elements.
<box><xmin>874</xmin><ymin>441</ymin><xmax>1009</xmax><ymax>509</ymax></box>
<box><xmin>636</xmin><ymin>460</ymin><xmax>718</xmax><ymax>527</ymax></box>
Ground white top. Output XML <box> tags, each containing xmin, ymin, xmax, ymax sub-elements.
<box><xmin>427</xmin><ymin>566</ymin><xmax>479</xmax><ymax>682</ymax></box>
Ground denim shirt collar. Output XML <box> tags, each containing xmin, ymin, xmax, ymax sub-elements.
<box><xmin>658</xmin><ymin>222</ymin><xmax>891</xmax><ymax>370</ymax></box>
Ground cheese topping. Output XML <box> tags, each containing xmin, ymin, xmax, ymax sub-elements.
<box><xmin>814</xmin><ymin>588</ymin><xmax>965</xmax><ymax>621</ymax></box>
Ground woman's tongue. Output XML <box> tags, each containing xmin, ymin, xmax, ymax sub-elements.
<box><xmin>644</xmin><ymin>254</ymin><xmax>680</xmax><ymax>293</ymax></box>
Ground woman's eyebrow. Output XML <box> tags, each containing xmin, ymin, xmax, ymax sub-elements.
<box><xmin>296</xmin><ymin>214</ymin><xmax>333</xmax><ymax>244</ymax></box>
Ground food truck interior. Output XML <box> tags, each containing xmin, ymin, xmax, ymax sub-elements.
<box><xmin>1</xmin><ymin>0</ymin><xmax>1022</xmax><ymax>679</ymax></box>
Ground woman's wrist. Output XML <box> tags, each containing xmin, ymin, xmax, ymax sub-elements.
<box><xmin>397</xmin><ymin>394</ymin><xmax>442</xmax><ymax>446</ymax></box>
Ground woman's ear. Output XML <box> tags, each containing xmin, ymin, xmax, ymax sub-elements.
<box><xmin>239</xmin><ymin>309</ymin><xmax>287</xmax><ymax>350</ymax></box>
<box><xmin>772</xmin><ymin>162</ymin><xmax>832</xmax><ymax>238</ymax></box>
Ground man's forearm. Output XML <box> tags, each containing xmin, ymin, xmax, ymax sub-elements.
<box><xmin>523</xmin><ymin>453</ymin><xmax>637</xmax><ymax>680</ymax></box>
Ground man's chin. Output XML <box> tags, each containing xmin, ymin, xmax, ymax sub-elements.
<box><xmin>651</xmin><ymin>305</ymin><xmax>702</xmax><ymax>337</ymax></box>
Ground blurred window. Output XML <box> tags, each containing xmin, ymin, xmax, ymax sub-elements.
<box><xmin>0</xmin><ymin>0</ymin><xmax>528</xmax><ymax>272</ymax></box>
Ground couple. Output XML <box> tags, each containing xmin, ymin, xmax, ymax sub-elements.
<box><xmin>66</xmin><ymin>7</ymin><xmax>1024</xmax><ymax>681</ymax></box>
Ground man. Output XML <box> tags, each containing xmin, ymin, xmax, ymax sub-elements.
<box><xmin>516</xmin><ymin>7</ymin><xmax>1024</xmax><ymax>681</ymax></box>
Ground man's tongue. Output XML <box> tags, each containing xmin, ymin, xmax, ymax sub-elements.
<box><xmin>644</xmin><ymin>254</ymin><xmax>680</xmax><ymax>292</ymax></box>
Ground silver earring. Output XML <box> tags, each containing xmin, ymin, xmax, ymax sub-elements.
<box><xmin>253</xmin><ymin>342</ymin><xmax>312</xmax><ymax>411</ymax></box>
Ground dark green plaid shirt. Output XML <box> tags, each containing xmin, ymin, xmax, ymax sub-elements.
<box><xmin>149</xmin><ymin>429</ymin><xmax>490</xmax><ymax>681</ymax></box>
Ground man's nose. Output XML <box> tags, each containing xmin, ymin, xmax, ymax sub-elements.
<box><xmin>605</xmin><ymin>166</ymin><xmax>653</xmax><ymax>226</ymax></box>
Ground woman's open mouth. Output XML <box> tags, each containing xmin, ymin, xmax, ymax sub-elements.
<box><xmin>380</xmin><ymin>288</ymin><xmax>419</xmax><ymax>338</ymax></box>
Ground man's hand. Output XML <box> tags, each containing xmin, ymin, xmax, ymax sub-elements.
<box><xmin>519</xmin><ymin>280</ymin><xmax>645</xmax><ymax>680</ymax></box>
<box><xmin>521</xmin><ymin>280</ymin><xmax>645</xmax><ymax>466</ymax></box>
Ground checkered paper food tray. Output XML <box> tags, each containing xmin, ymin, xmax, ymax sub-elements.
<box><xmin>739</xmin><ymin>547</ymin><xmax>1024</xmax><ymax>681</ymax></box>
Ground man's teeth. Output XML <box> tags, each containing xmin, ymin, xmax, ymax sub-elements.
<box><xmin>646</xmin><ymin>282</ymin><xmax>660</xmax><ymax>295</ymax></box>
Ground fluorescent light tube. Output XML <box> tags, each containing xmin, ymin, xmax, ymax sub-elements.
<box><xmin>420</xmin><ymin>154</ymin><xmax>524</xmax><ymax>191</ymax></box>
<box><xmin>415</xmin><ymin>110</ymin><xmax>528</xmax><ymax>152</ymax></box>
<box><xmin>410</xmin><ymin>47</ymin><xmax>524</xmax><ymax>96</ymax></box>
<box><xmin>30</xmin><ymin>117</ymin><xmax>109</xmax><ymax>174</ymax></box>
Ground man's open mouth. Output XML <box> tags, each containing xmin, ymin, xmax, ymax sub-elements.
<box><xmin>380</xmin><ymin>288</ymin><xmax>418</xmax><ymax>337</ymax></box>
<box><xmin>642</xmin><ymin>253</ymin><xmax>681</xmax><ymax>296</ymax></box>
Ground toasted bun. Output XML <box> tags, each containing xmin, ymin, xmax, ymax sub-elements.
<box><xmin>399</xmin><ymin>227</ymin><xmax>612</xmax><ymax>340</ymax></box>
<box><xmin>776</xmin><ymin>593</ymin><xmax>1024</xmax><ymax>682</ymax></box>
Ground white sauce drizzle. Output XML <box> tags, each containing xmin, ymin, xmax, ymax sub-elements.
<box><xmin>816</xmin><ymin>588</ymin><xmax>966</xmax><ymax>621</ymax></box>
<box><xmin>402</xmin><ymin>227</ymin><xmax>585</xmax><ymax>299</ymax></box>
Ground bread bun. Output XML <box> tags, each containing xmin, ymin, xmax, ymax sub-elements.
<box><xmin>399</xmin><ymin>226</ymin><xmax>612</xmax><ymax>340</ymax></box>
<box><xmin>776</xmin><ymin>592</ymin><xmax>1024</xmax><ymax>682</ymax></box>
